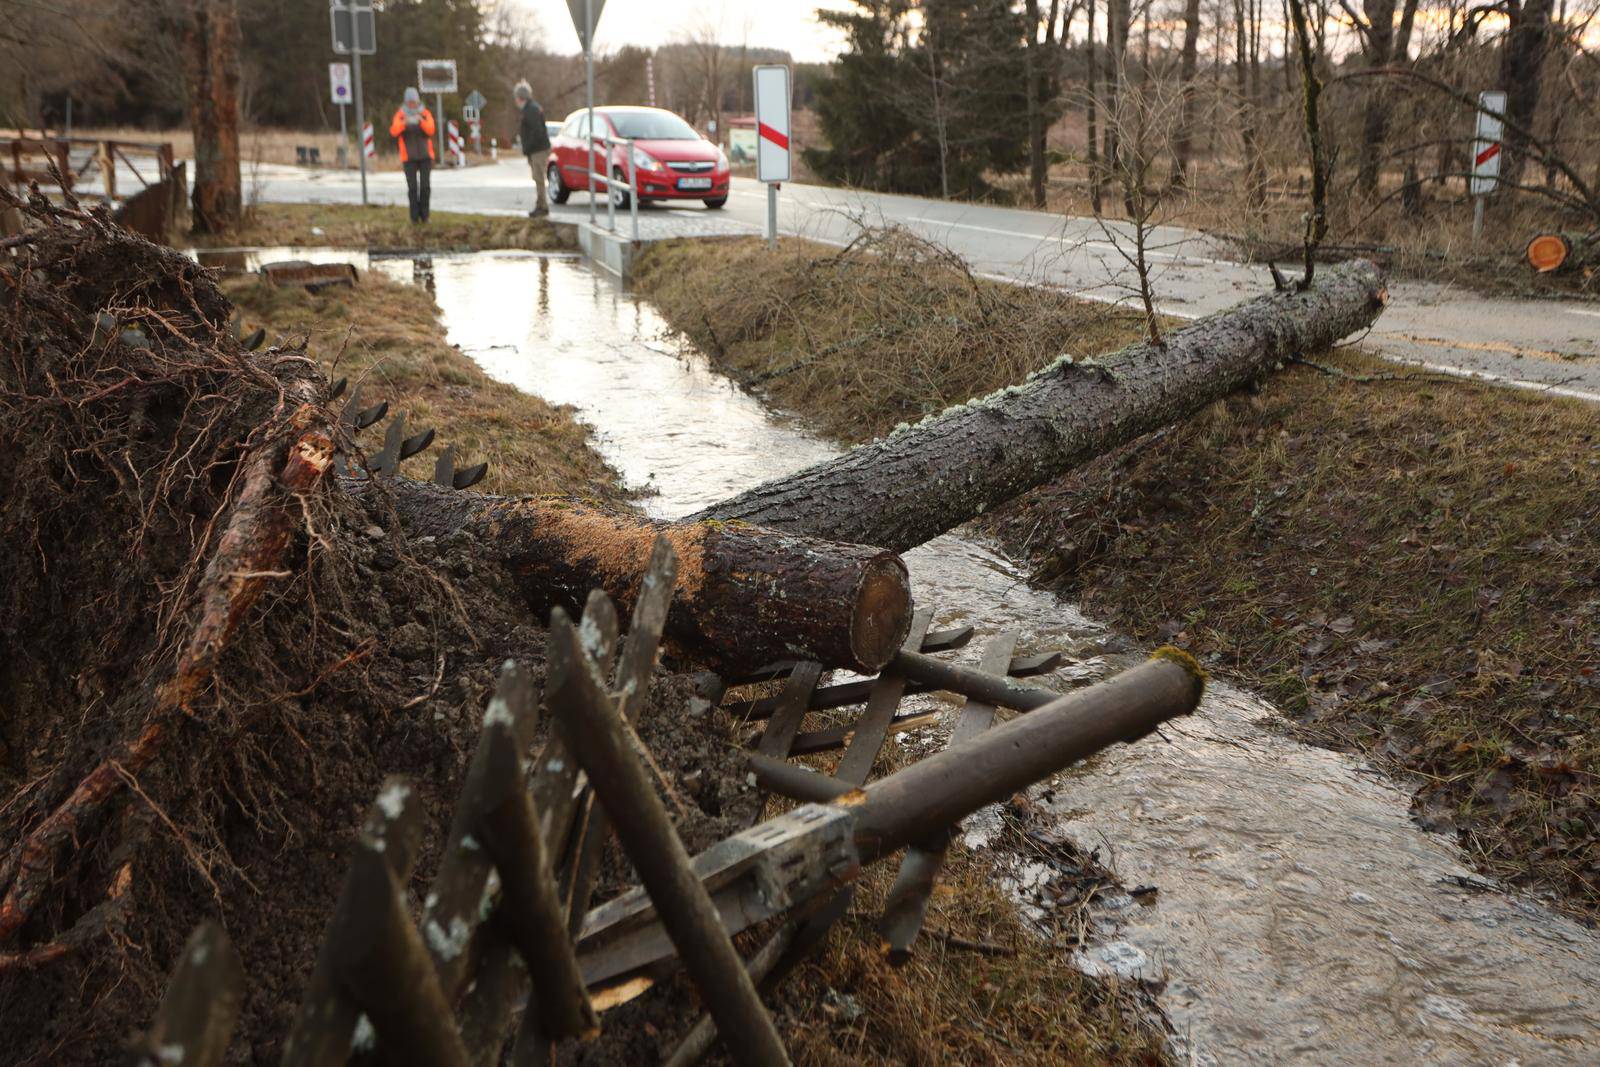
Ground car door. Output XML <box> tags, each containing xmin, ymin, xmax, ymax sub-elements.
<box><xmin>557</xmin><ymin>116</ymin><xmax>588</xmax><ymax>188</ymax></box>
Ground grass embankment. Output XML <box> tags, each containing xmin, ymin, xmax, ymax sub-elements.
<box><xmin>207</xmin><ymin>202</ymin><xmax>573</xmax><ymax>252</ymax></box>
<box><xmin>224</xmin><ymin>269</ymin><xmax>617</xmax><ymax>500</ymax></box>
<box><xmin>633</xmin><ymin>232</ymin><xmax>1153</xmax><ymax>441</ymax></box>
<box><xmin>637</xmin><ymin>233</ymin><xmax>1600</xmax><ymax>916</ymax></box>
<box><xmin>984</xmin><ymin>361</ymin><xmax>1600</xmax><ymax>912</ymax></box>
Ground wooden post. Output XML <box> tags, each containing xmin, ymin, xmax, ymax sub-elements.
<box><xmin>878</xmin><ymin>633</ymin><xmax>1018</xmax><ymax>961</ymax></box>
<box><xmin>132</xmin><ymin>921</ymin><xmax>243</xmax><ymax>1067</ymax></box>
<box><xmin>851</xmin><ymin>653</ymin><xmax>1205</xmax><ymax>864</ymax></box>
<box><xmin>530</xmin><ymin>590</ymin><xmax>618</xmax><ymax>860</ymax></box>
<box><xmin>422</xmin><ymin>662</ymin><xmax>538</xmax><ymax>1003</ymax></box>
<box><xmin>98</xmin><ymin>141</ymin><xmax>116</xmax><ymax>199</ymax></box>
<box><xmin>281</xmin><ymin>777</ymin><xmax>428</xmax><ymax>1066</ymax></box>
<box><xmin>333</xmin><ymin>816</ymin><xmax>472</xmax><ymax>1067</ymax></box>
<box><xmin>475</xmin><ymin>718</ymin><xmax>598</xmax><ymax>1041</ymax></box>
<box><xmin>546</xmin><ymin>607</ymin><xmax>791</xmax><ymax>1067</ymax></box>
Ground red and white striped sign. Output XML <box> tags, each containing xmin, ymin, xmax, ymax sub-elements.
<box><xmin>447</xmin><ymin>119</ymin><xmax>465</xmax><ymax>166</ymax></box>
<box><xmin>752</xmin><ymin>65</ymin><xmax>791</xmax><ymax>183</ymax></box>
<box><xmin>1470</xmin><ymin>90</ymin><xmax>1506</xmax><ymax>197</ymax></box>
<box><xmin>361</xmin><ymin>122</ymin><xmax>375</xmax><ymax>159</ymax></box>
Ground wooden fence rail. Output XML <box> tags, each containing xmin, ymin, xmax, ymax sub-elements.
<box><xmin>133</xmin><ymin>534</ymin><xmax>1201</xmax><ymax>1066</ymax></box>
<box><xmin>3</xmin><ymin>137</ymin><xmax>175</xmax><ymax>197</ymax></box>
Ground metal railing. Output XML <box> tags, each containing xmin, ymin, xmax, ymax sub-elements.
<box><xmin>586</xmin><ymin>131</ymin><xmax>639</xmax><ymax>243</ymax></box>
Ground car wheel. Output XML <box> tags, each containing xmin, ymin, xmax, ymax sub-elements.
<box><xmin>548</xmin><ymin>164</ymin><xmax>570</xmax><ymax>205</ymax></box>
<box><xmin>610</xmin><ymin>169</ymin><xmax>632</xmax><ymax>210</ymax></box>
<box><xmin>703</xmin><ymin>197</ymin><xmax>728</xmax><ymax>210</ymax></box>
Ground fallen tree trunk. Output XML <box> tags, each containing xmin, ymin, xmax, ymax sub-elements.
<box><xmin>384</xmin><ymin>483</ymin><xmax>912</xmax><ymax>674</ymax></box>
<box><xmin>694</xmin><ymin>261</ymin><xmax>1389</xmax><ymax>551</ymax></box>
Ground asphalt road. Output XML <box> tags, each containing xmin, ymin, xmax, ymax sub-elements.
<box><xmin>252</xmin><ymin>158</ymin><xmax>1600</xmax><ymax>401</ymax></box>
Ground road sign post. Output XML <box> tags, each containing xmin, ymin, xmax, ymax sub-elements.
<box><xmin>418</xmin><ymin>60</ymin><xmax>458</xmax><ymax>166</ymax></box>
<box><xmin>567</xmin><ymin>0</ymin><xmax>607</xmax><ymax>224</ymax></box>
<box><xmin>329</xmin><ymin>62</ymin><xmax>352</xmax><ymax>167</ymax></box>
<box><xmin>464</xmin><ymin>90</ymin><xmax>486</xmax><ymax>154</ymax></box>
<box><xmin>1470</xmin><ymin>89</ymin><xmax>1507</xmax><ymax>244</ymax></box>
<box><xmin>753</xmin><ymin>65</ymin><xmax>792</xmax><ymax>249</ymax></box>
<box><xmin>331</xmin><ymin>1</ymin><xmax>375</xmax><ymax>204</ymax></box>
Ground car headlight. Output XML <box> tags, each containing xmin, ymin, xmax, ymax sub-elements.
<box><xmin>631</xmin><ymin>148</ymin><xmax>662</xmax><ymax>172</ymax></box>
<box><xmin>716</xmin><ymin>147</ymin><xmax>729</xmax><ymax>169</ymax></box>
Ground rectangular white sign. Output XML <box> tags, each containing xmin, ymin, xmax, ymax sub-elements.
<box><xmin>753</xmin><ymin>64</ymin><xmax>791</xmax><ymax>183</ymax></box>
<box><xmin>1470</xmin><ymin>89</ymin><xmax>1507</xmax><ymax>197</ymax></box>
<box><xmin>417</xmin><ymin>59</ymin><xmax>458</xmax><ymax>95</ymax></box>
<box><xmin>329</xmin><ymin>62</ymin><xmax>352</xmax><ymax>107</ymax></box>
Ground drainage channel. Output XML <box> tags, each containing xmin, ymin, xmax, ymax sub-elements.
<box><xmin>227</xmin><ymin>247</ymin><xmax>1600</xmax><ymax>1065</ymax></box>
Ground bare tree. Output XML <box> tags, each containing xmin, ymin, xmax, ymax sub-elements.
<box><xmin>1170</xmin><ymin>0</ymin><xmax>1205</xmax><ymax>187</ymax></box>
<box><xmin>1231</xmin><ymin>0</ymin><xmax>1267</xmax><ymax>209</ymax></box>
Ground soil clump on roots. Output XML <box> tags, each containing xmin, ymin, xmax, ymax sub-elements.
<box><xmin>0</xmin><ymin>193</ymin><xmax>756</xmax><ymax>1064</ymax></box>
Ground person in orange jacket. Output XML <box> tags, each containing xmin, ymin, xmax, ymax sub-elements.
<box><xmin>390</xmin><ymin>87</ymin><xmax>436</xmax><ymax>223</ymax></box>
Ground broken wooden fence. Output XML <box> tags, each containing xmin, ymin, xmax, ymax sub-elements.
<box><xmin>136</xmin><ymin>538</ymin><xmax>1203</xmax><ymax>1067</ymax></box>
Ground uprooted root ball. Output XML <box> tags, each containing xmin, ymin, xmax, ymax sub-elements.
<box><xmin>0</xmin><ymin>195</ymin><xmax>756</xmax><ymax>1064</ymax></box>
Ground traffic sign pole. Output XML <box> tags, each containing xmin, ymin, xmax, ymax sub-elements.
<box><xmin>753</xmin><ymin>65</ymin><xmax>791</xmax><ymax>249</ymax></box>
<box><xmin>354</xmin><ymin>48</ymin><xmax>368</xmax><ymax>204</ymax></box>
<box><xmin>1469</xmin><ymin>89</ymin><xmax>1507</xmax><ymax>246</ymax></box>
<box><xmin>586</xmin><ymin>0</ymin><xmax>596</xmax><ymax>225</ymax></box>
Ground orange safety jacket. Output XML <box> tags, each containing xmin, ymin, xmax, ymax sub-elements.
<box><xmin>390</xmin><ymin>107</ymin><xmax>437</xmax><ymax>162</ymax></box>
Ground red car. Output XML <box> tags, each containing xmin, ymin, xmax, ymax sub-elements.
<box><xmin>547</xmin><ymin>106</ymin><xmax>731</xmax><ymax>210</ymax></box>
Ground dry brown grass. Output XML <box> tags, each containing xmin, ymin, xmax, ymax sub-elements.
<box><xmin>995</xmin><ymin>155</ymin><xmax>1597</xmax><ymax>297</ymax></box>
<box><xmin>632</xmin><ymin>231</ymin><xmax>1155</xmax><ymax>443</ymax></box>
<box><xmin>204</xmin><ymin>201</ymin><xmax>574</xmax><ymax>252</ymax></box>
<box><xmin>223</xmin><ymin>269</ymin><xmax>620</xmax><ymax>500</ymax></box>
<box><xmin>982</xmin><ymin>352</ymin><xmax>1600</xmax><ymax>914</ymax></box>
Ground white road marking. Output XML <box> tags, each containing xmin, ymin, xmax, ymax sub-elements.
<box><xmin>1566</xmin><ymin>307</ymin><xmax>1600</xmax><ymax>319</ymax></box>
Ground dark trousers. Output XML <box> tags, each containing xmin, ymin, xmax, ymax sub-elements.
<box><xmin>403</xmin><ymin>159</ymin><xmax>432</xmax><ymax>222</ymax></box>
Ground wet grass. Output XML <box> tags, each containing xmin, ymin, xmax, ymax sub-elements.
<box><xmin>203</xmin><ymin>202</ymin><xmax>574</xmax><ymax>253</ymax></box>
<box><xmin>981</xmin><ymin>357</ymin><xmax>1600</xmax><ymax>914</ymax></box>
<box><xmin>632</xmin><ymin>232</ymin><xmax>1154</xmax><ymax>443</ymax></box>
<box><xmin>223</xmin><ymin>269</ymin><xmax>620</xmax><ymax>501</ymax></box>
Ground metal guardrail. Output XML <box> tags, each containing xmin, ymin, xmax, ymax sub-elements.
<box><xmin>586</xmin><ymin>132</ymin><xmax>639</xmax><ymax>243</ymax></box>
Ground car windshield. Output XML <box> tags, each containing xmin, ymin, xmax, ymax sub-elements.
<box><xmin>606</xmin><ymin>112</ymin><xmax>699</xmax><ymax>140</ymax></box>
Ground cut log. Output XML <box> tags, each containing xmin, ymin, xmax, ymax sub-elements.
<box><xmin>383</xmin><ymin>483</ymin><xmax>911</xmax><ymax>673</ymax></box>
<box><xmin>1525</xmin><ymin>232</ymin><xmax>1596</xmax><ymax>275</ymax></box>
<box><xmin>693</xmin><ymin>260</ymin><xmax>1389</xmax><ymax>551</ymax></box>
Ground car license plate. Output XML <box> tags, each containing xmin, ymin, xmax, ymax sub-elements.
<box><xmin>677</xmin><ymin>177</ymin><xmax>713</xmax><ymax>190</ymax></box>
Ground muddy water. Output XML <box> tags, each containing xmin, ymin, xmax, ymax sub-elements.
<box><xmin>284</xmin><ymin>249</ymin><xmax>1600</xmax><ymax>1064</ymax></box>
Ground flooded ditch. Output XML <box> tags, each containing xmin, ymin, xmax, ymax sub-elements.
<box><xmin>221</xmin><ymin>248</ymin><xmax>1600</xmax><ymax>1064</ymax></box>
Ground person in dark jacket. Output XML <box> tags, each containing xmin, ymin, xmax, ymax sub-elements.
<box><xmin>514</xmin><ymin>81</ymin><xmax>551</xmax><ymax>217</ymax></box>
<box><xmin>390</xmin><ymin>87</ymin><xmax>436</xmax><ymax>223</ymax></box>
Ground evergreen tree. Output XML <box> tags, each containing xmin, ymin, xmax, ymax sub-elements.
<box><xmin>806</xmin><ymin>0</ymin><xmax>1030</xmax><ymax>199</ymax></box>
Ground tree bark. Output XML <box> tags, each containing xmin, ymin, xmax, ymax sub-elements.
<box><xmin>1233</xmin><ymin>0</ymin><xmax>1267</xmax><ymax>209</ymax></box>
<box><xmin>1170</xmin><ymin>0</ymin><xmax>1204</xmax><ymax>189</ymax></box>
<box><xmin>694</xmin><ymin>261</ymin><xmax>1389</xmax><ymax>553</ymax></box>
<box><xmin>382</xmin><ymin>484</ymin><xmax>912</xmax><ymax>673</ymax></box>
<box><xmin>1356</xmin><ymin>0</ymin><xmax>1398</xmax><ymax>197</ymax></box>
<box><xmin>182</xmin><ymin>0</ymin><xmax>242</xmax><ymax>234</ymax></box>
<box><xmin>1499</xmin><ymin>0</ymin><xmax>1555</xmax><ymax>186</ymax></box>
<box><xmin>1086</xmin><ymin>0</ymin><xmax>1103</xmax><ymax>214</ymax></box>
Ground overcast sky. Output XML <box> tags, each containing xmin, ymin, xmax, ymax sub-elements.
<box><xmin>520</xmin><ymin>1</ymin><xmax>852</xmax><ymax>63</ymax></box>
